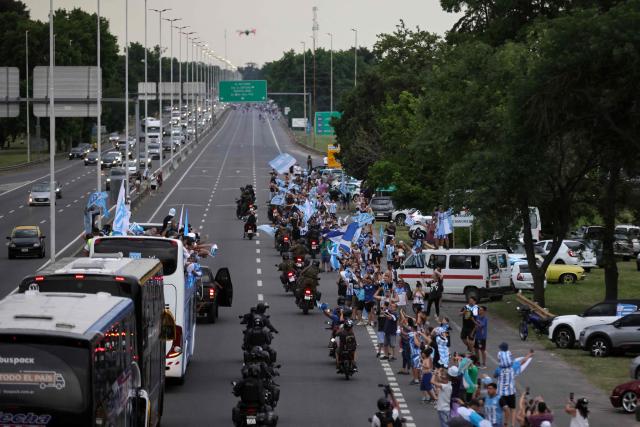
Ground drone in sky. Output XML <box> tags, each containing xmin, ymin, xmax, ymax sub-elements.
<box><xmin>237</xmin><ymin>29</ymin><xmax>257</xmax><ymax>37</ymax></box>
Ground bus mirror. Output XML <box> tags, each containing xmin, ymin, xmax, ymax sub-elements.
<box><xmin>161</xmin><ymin>309</ymin><xmax>177</xmax><ymax>341</ymax></box>
<box><xmin>131</xmin><ymin>361</ymin><xmax>142</xmax><ymax>389</ymax></box>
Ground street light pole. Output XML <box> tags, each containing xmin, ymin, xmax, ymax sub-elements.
<box><xmin>144</xmin><ymin>0</ymin><xmax>148</xmax><ymax>177</ymax></box>
<box><xmin>327</xmin><ymin>32</ymin><xmax>333</xmax><ymax>112</ymax></box>
<box><xmin>351</xmin><ymin>28</ymin><xmax>358</xmax><ymax>87</ymax></box>
<box><xmin>164</xmin><ymin>17</ymin><xmax>180</xmax><ymax>166</ymax></box>
<box><xmin>150</xmin><ymin>8</ymin><xmax>170</xmax><ymax>181</ymax></box>
<box><xmin>25</xmin><ymin>30</ymin><xmax>30</xmax><ymax>163</ymax></box>
<box><xmin>48</xmin><ymin>0</ymin><xmax>56</xmax><ymax>262</ymax></box>
<box><xmin>176</xmin><ymin>26</ymin><xmax>189</xmax><ymax>134</ymax></box>
<box><xmin>124</xmin><ymin>0</ymin><xmax>129</xmax><ymax>199</ymax></box>
<box><xmin>97</xmin><ymin>0</ymin><xmax>102</xmax><ymax>201</ymax></box>
<box><xmin>301</xmin><ymin>41</ymin><xmax>306</xmax><ymax>127</ymax></box>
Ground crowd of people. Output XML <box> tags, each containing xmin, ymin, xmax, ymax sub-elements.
<box><xmin>265</xmin><ymin>163</ymin><xmax>592</xmax><ymax>427</ymax></box>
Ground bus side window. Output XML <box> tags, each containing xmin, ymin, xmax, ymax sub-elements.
<box><xmin>427</xmin><ymin>255</ymin><xmax>446</xmax><ymax>269</ymax></box>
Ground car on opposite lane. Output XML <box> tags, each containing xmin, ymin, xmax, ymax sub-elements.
<box><xmin>68</xmin><ymin>146</ymin><xmax>84</xmax><ymax>159</ymax></box>
<box><xmin>101</xmin><ymin>151</ymin><xmax>122</xmax><ymax>169</ymax></box>
<box><xmin>84</xmin><ymin>151</ymin><xmax>99</xmax><ymax>166</ymax></box>
<box><xmin>7</xmin><ymin>225</ymin><xmax>45</xmax><ymax>259</ymax></box>
<box><xmin>28</xmin><ymin>181</ymin><xmax>61</xmax><ymax>206</ymax></box>
<box><xmin>549</xmin><ymin>299</ymin><xmax>640</xmax><ymax>348</ymax></box>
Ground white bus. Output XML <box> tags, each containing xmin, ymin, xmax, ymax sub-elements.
<box><xmin>0</xmin><ymin>291</ymin><xmax>168</xmax><ymax>426</ymax></box>
<box><xmin>91</xmin><ymin>235</ymin><xmax>196</xmax><ymax>384</ymax></box>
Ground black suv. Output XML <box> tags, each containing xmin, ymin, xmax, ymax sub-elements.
<box><xmin>370</xmin><ymin>196</ymin><xmax>395</xmax><ymax>221</ymax></box>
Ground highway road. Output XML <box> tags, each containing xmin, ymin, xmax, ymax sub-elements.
<box><xmin>0</xmin><ymin>109</ymin><xmax>635</xmax><ymax>426</ymax></box>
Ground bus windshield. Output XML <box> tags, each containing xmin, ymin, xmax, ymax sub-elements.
<box><xmin>93</xmin><ymin>238</ymin><xmax>178</xmax><ymax>275</ymax></box>
<box><xmin>0</xmin><ymin>341</ymin><xmax>90</xmax><ymax>414</ymax></box>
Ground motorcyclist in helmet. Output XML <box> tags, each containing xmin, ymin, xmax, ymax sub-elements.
<box><xmin>370</xmin><ymin>385</ymin><xmax>401</xmax><ymax>427</ymax></box>
<box><xmin>335</xmin><ymin>319</ymin><xmax>357</xmax><ymax>373</ymax></box>
<box><xmin>296</xmin><ymin>259</ymin><xmax>320</xmax><ymax>303</ymax></box>
<box><xmin>244</xmin><ymin>208</ymin><xmax>257</xmax><ymax>236</ymax></box>
<box><xmin>277</xmin><ymin>253</ymin><xmax>296</xmax><ymax>285</ymax></box>
<box><xmin>232</xmin><ymin>364</ymin><xmax>271</xmax><ymax>424</ymax></box>
<box><xmin>290</xmin><ymin>238</ymin><xmax>308</xmax><ymax>258</ymax></box>
<box><xmin>255</xmin><ymin>302</ymin><xmax>278</xmax><ymax>334</ymax></box>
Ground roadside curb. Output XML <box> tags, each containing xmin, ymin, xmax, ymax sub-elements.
<box><xmin>277</xmin><ymin>118</ymin><xmax>325</xmax><ymax>155</ymax></box>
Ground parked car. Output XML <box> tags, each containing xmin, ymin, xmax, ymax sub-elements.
<box><xmin>549</xmin><ymin>299</ymin><xmax>640</xmax><ymax>348</ymax></box>
<box><xmin>616</xmin><ymin>225</ymin><xmax>640</xmax><ymax>254</ymax></box>
<box><xmin>370</xmin><ymin>196</ymin><xmax>395</xmax><ymax>221</ymax></box>
<box><xmin>84</xmin><ymin>151</ymin><xmax>99</xmax><ymax>166</ymax></box>
<box><xmin>579</xmin><ymin>312</ymin><xmax>640</xmax><ymax>356</ymax></box>
<box><xmin>7</xmin><ymin>225</ymin><xmax>45</xmax><ymax>259</ymax></box>
<box><xmin>28</xmin><ymin>181</ymin><xmax>61</xmax><ymax>206</ymax></box>
<box><xmin>391</xmin><ymin>208</ymin><xmax>430</xmax><ymax>226</ymax></box>
<box><xmin>545</xmin><ymin>264</ymin><xmax>585</xmax><ymax>284</ymax></box>
<box><xmin>631</xmin><ymin>356</ymin><xmax>640</xmax><ymax>380</ymax></box>
<box><xmin>610</xmin><ymin>379</ymin><xmax>639</xmax><ymax>413</ymax></box>
<box><xmin>535</xmin><ymin>239</ymin><xmax>596</xmax><ymax>268</ymax></box>
<box><xmin>100</xmin><ymin>152</ymin><xmax>122</xmax><ymax>169</ymax></box>
<box><xmin>68</xmin><ymin>146</ymin><xmax>84</xmax><ymax>159</ymax></box>
<box><xmin>614</xmin><ymin>233</ymin><xmax>635</xmax><ymax>260</ymax></box>
<box><xmin>511</xmin><ymin>261</ymin><xmax>547</xmax><ymax>291</ymax></box>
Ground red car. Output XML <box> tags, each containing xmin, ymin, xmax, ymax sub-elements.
<box><xmin>610</xmin><ymin>379</ymin><xmax>639</xmax><ymax>413</ymax></box>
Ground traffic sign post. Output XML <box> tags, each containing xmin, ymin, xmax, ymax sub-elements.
<box><xmin>315</xmin><ymin>111</ymin><xmax>341</xmax><ymax>135</ymax></box>
<box><xmin>219</xmin><ymin>80</ymin><xmax>267</xmax><ymax>102</ymax></box>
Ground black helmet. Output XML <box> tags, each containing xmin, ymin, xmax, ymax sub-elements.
<box><xmin>247</xmin><ymin>364</ymin><xmax>261</xmax><ymax>378</ymax></box>
<box><xmin>251</xmin><ymin>346</ymin><xmax>263</xmax><ymax>354</ymax></box>
<box><xmin>312</xmin><ymin>260</ymin><xmax>320</xmax><ymax>267</ymax></box>
<box><xmin>282</xmin><ymin>253</ymin><xmax>290</xmax><ymax>260</ymax></box>
<box><xmin>337</xmin><ymin>296</ymin><xmax>346</xmax><ymax>306</ymax></box>
<box><xmin>256</xmin><ymin>303</ymin><xmax>267</xmax><ymax>314</ymax></box>
<box><xmin>343</xmin><ymin>308</ymin><xmax>353</xmax><ymax>319</ymax></box>
<box><xmin>344</xmin><ymin>319</ymin><xmax>354</xmax><ymax>329</ymax></box>
<box><xmin>377</xmin><ymin>398</ymin><xmax>391</xmax><ymax>411</ymax></box>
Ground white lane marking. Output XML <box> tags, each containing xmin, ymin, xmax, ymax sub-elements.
<box><xmin>257</xmin><ymin>294</ymin><xmax>264</xmax><ymax>302</ymax></box>
<box><xmin>256</xmin><ymin>268</ymin><xmax>262</xmax><ymax>275</ymax></box>
<box><xmin>146</xmin><ymin>112</ymin><xmax>233</xmax><ymax>222</ymax></box>
<box><xmin>65</xmin><ymin>204</ymin><xmax>71</xmax><ymax>208</ymax></box>
<box><xmin>266</xmin><ymin>114</ymin><xmax>282</xmax><ymax>154</ymax></box>
<box><xmin>73</xmin><ymin>199</ymin><xmax>78</xmax><ymax>203</ymax></box>
<box><xmin>256</xmin><ymin>240</ymin><xmax>260</xmax><ymax>245</ymax></box>
<box><xmin>256</xmin><ymin>258</ymin><xmax>261</xmax><ymax>264</ymax></box>
<box><xmin>257</xmin><ymin>280</ymin><xmax>262</xmax><ymax>287</ymax></box>
<box><xmin>58</xmin><ymin>209</ymin><xmax>63</xmax><ymax>213</ymax></box>
<box><xmin>256</xmin><ymin>248</ymin><xmax>260</xmax><ymax>254</ymax></box>
<box><xmin>9</xmin><ymin>210</ymin><xmax>14</xmax><ymax>214</ymax></box>
<box><xmin>0</xmin><ymin>215</ymin><xmax>3</xmax><ymax>219</ymax></box>
<box><xmin>199</xmin><ymin>225</ymin><xmax>203</xmax><ymax>230</ymax></box>
<box><xmin>18</xmin><ymin>205</ymin><xmax>23</xmax><ymax>209</ymax></box>
<box><xmin>40</xmin><ymin>220</ymin><xmax>46</xmax><ymax>224</ymax></box>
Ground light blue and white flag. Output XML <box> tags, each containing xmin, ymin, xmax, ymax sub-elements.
<box><xmin>329</xmin><ymin>222</ymin><xmax>360</xmax><ymax>253</ymax></box>
<box><xmin>177</xmin><ymin>204</ymin><xmax>185</xmax><ymax>231</ymax></box>
<box><xmin>183</xmin><ymin>208</ymin><xmax>189</xmax><ymax>237</ymax></box>
<box><xmin>112</xmin><ymin>181</ymin><xmax>130</xmax><ymax>236</ymax></box>
<box><xmin>257</xmin><ymin>224</ymin><xmax>277</xmax><ymax>236</ymax></box>
<box><xmin>405</xmin><ymin>215</ymin><xmax>415</xmax><ymax>226</ymax></box>
<box><xmin>209</xmin><ymin>244</ymin><xmax>218</xmax><ymax>257</ymax></box>
<box><xmin>86</xmin><ymin>191</ymin><xmax>110</xmax><ymax>219</ymax></box>
<box><xmin>268</xmin><ymin>153</ymin><xmax>296</xmax><ymax>174</ymax></box>
<box><xmin>352</xmin><ymin>212</ymin><xmax>374</xmax><ymax>227</ymax></box>
<box><xmin>379</xmin><ymin>225</ymin><xmax>385</xmax><ymax>251</ymax></box>
<box><xmin>270</xmin><ymin>194</ymin><xmax>285</xmax><ymax>206</ymax></box>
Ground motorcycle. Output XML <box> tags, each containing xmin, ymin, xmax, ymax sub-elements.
<box><xmin>231</xmin><ymin>400</ymin><xmax>278</xmax><ymax>427</ymax></box>
<box><xmin>298</xmin><ymin>288</ymin><xmax>317</xmax><ymax>315</ymax></box>
<box><xmin>293</xmin><ymin>256</ymin><xmax>305</xmax><ymax>270</ymax></box>
<box><xmin>516</xmin><ymin>305</ymin><xmax>552</xmax><ymax>340</ymax></box>
<box><xmin>338</xmin><ymin>348</ymin><xmax>357</xmax><ymax>380</ymax></box>
<box><xmin>280</xmin><ymin>270</ymin><xmax>296</xmax><ymax>293</ymax></box>
<box><xmin>244</xmin><ymin>221</ymin><xmax>257</xmax><ymax>240</ymax></box>
<box><xmin>309</xmin><ymin>239</ymin><xmax>319</xmax><ymax>259</ymax></box>
<box><xmin>278</xmin><ymin>235</ymin><xmax>290</xmax><ymax>256</ymax></box>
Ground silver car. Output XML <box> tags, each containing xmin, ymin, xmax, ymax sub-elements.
<box><xmin>28</xmin><ymin>181</ymin><xmax>61</xmax><ymax>206</ymax></box>
<box><xmin>579</xmin><ymin>312</ymin><xmax>640</xmax><ymax>357</ymax></box>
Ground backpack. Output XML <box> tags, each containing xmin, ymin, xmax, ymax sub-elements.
<box><xmin>375</xmin><ymin>410</ymin><xmax>402</xmax><ymax>427</ymax></box>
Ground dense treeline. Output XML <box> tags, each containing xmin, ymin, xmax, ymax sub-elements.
<box><xmin>329</xmin><ymin>2</ymin><xmax>640</xmax><ymax>304</ymax></box>
<box><xmin>0</xmin><ymin>0</ymin><xmax>222</xmax><ymax>150</ymax></box>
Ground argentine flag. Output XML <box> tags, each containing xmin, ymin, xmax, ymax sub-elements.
<box><xmin>329</xmin><ymin>222</ymin><xmax>360</xmax><ymax>253</ymax></box>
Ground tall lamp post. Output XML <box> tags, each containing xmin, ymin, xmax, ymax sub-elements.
<box><xmin>176</xmin><ymin>26</ymin><xmax>189</xmax><ymax>129</ymax></box>
<box><xmin>326</xmin><ymin>32</ymin><xmax>333</xmax><ymax>112</ymax></box>
<box><xmin>164</xmin><ymin>17</ymin><xmax>181</xmax><ymax>165</ymax></box>
<box><xmin>25</xmin><ymin>30</ymin><xmax>30</xmax><ymax>163</ymax></box>
<box><xmin>124</xmin><ymin>0</ymin><xmax>129</xmax><ymax>199</ymax></box>
<box><xmin>48</xmin><ymin>0</ymin><xmax>56</xmax><ymax>262</ymax></box>
<box><xmin>300</xmin><ymin>41</ymin><xmax>306</xmax><ymax>127</ymax></box>
<box><xmin>351</xmin><ymin>28</ymin><xmax>358</xmax><ymax>87</ymax></box>
<box><xmin>96</xmin><ymin>0</ymin><xmax>102</xmax><ymax>202</ymax></box>
<box><xmin>150</xmin><ymin>7</ymin><xmax>171</xmax><ymax>180</ymax></box>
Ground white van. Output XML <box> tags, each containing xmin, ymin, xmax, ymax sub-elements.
<box><xmin>397</xmin><ymin>249</ymin><xmax>511</xmax><ymax>300</ymax></box>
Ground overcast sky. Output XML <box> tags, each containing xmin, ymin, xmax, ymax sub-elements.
<box><xmin>24</xmin><ymin>1</ymin><xmax>460</xmax><ymax>67</ymax></box>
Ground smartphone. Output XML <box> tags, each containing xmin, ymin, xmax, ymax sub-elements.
<box><xmin>569</xmin><ymin>392</ymin><xmax>574</xmax><ymax>401</ymax></box>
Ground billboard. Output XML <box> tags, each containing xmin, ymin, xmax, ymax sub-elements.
<box><xmin>33</xmin><ymin>66</ymin><xmax>100</xmax><ymax>117</ymax></box>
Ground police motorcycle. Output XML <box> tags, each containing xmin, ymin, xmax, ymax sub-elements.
<box><xmin>242</xmin><ymin>347</ymin><xmax>281</xmax><ymax>408</ymax></box>
<box><xmin>244</xmin><ymin>209</ymin><xmax>257</xmax><ymax>240</ymax></box>
<box><xmin>231</xmin><ymin>364</ymin><xmax>278</xmax><ymax>427</ymax></box>
<box><xmin>240</xmin><ymin>310</ymin><xmax>277</xmax><ymax>364</ymax></box>
<box><xmin>336</xmin><ymin>320</ymin><xmax>358</xmax><ymax>380</ymax></box>
<box><xmin>276</xmin><ymin>254</ymin><xmax>297</xmax><ymax>293</ymax></box>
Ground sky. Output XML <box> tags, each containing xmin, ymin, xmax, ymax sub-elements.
<box><xmin>24</xmin><ymin>0</ymin><xmax>460</xmax><ymax>67</ymax></box>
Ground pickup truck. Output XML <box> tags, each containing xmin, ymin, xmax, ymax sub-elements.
<box><xmin>196</xmin><ymin>266</ymin><xmax>233</xmax><ymax>323</ymax></box>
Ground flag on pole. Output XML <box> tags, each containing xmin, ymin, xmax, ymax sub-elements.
<box><xmin>329</xmin><ymin>222</ymin><xmax>360</xmax><ymax>253</ymax></box>
<box><xmin>183</xmin><ymin>208</ymin><xmax>189</xmax><ymax>237</ymax></box>
<box><xmin>177</xmin><ymin>204</ymin><xmax>184</xmax><ymax>232</ymax></box>
<box><xmin>112</xmin><ymin>180</ymin><xmax>130</xmax><ymax>236</ymax></box>
<box><xmin>379</xmin><ymin>225</ymin><xmax>385</xmax><ymax>251</ymax></box>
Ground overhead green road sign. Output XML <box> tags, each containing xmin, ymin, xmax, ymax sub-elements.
<box><xmin>315</xmin><ymin>111</ymin><xmax>342</xmax><ymax>135</ymax></box>
<box><xmin>219</xmin><ymin>80</ymin><xmax>267</xmax><ymax>102</ymax></box>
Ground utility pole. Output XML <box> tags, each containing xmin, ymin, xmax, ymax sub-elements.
<box><xmin>301</xmin><ymin>41</ymin><xmax>306</xmax><ymax>129</ymax></box>
<box><xmin>48</xmin><ymin>0</ymin><xmax>56</xmax><ymax>262</ymax></box>
<box><xmin>327</xmin><ymin>32</ymin><xmax>333</xmax><ymax>112</ymax></box>
<box><xmin>124</xmin><ymin>0</ymin><xmax>129</xmax><ymax>199</ymax></box>
<box><xmin>25</xmin><ymin>30</ymin><xmax>30</xmax><ymax>163</ymax></box>
<box><xmin>312</xmin><ymin>6</ymin><xmax>318</xmax><ymax>148</ymax></box>
<box><xmin>150</xmin><ymin>8</ymin><xmax>171</xmax><ymax>180</ymax></box>
<box><xmin>165</xmin><ymin>17</ymin><xmax>181</xmax><ymax>166</ymax></box>
<box><xmin>97</xmin><ymin>0</ymin><xmax>102</xmax><ymax>200</ymax></box>
<box><xmin>177</xmin><ymin>26</ymin><xmax>189</xmax><ymax>134</ymax></box>
<box><xmin>351</xmin><ymin>28</ymin><xmax>358</xmax><ymax>87</ymax></box>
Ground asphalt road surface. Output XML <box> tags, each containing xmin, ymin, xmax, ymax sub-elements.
<box><xmin>1</xmin><ymin>109</ymin><xmax>636</xmax><ymax>426</ymax></box>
